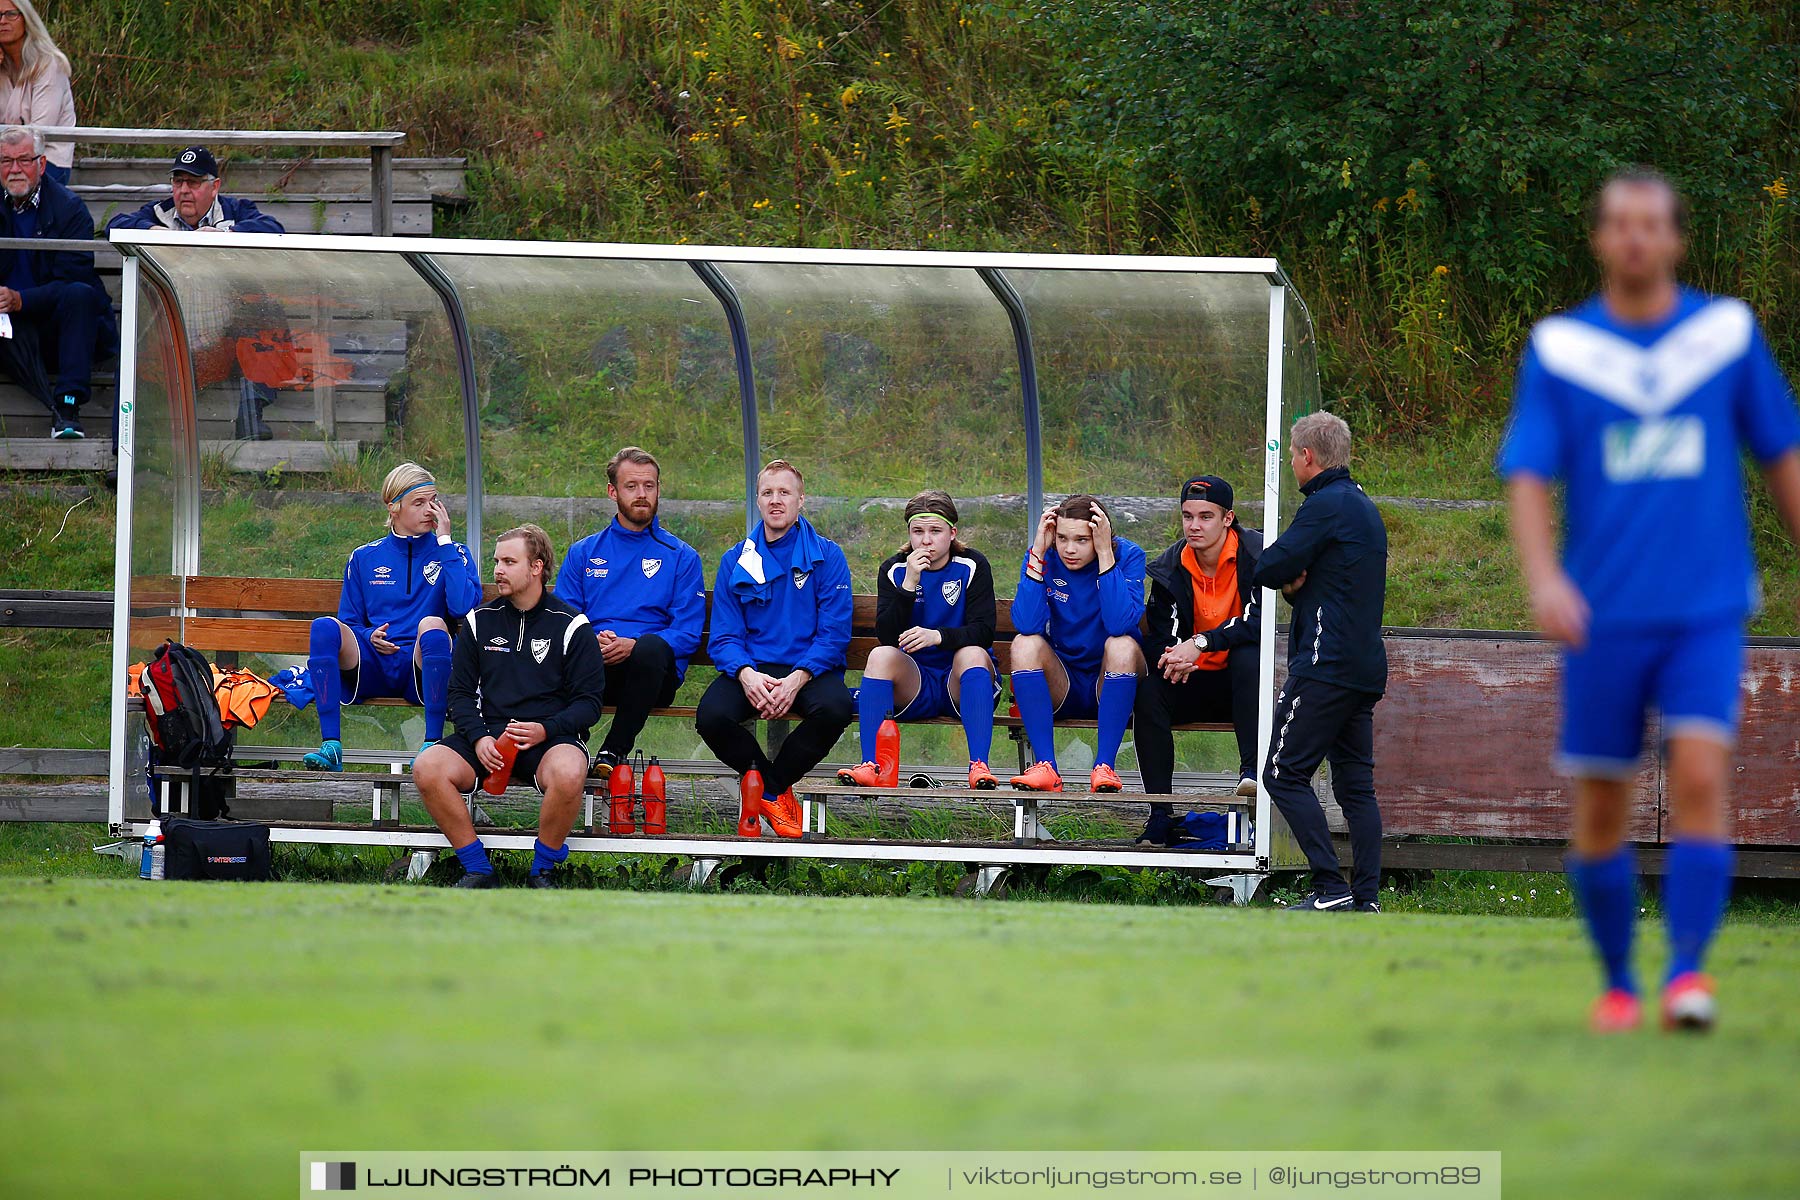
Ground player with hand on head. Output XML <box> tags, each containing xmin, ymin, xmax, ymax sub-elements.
<box><xmin>303</xmin><ymin>462</ymin><xmax>482</xmax><ymax>771</ymax></box>
<box><xmin>1008</xmin><ymin>495</ymin><xmax>1148</xmax><ymax>794</ymax></box>
<box><xmin>841</xmin><ymin>490</ymin><xmax>1001</xmax><ymax>790</ymax></box>
<box><xmin>1501</xmin><ymin>167</ymin><xmax>1800</xmax><ymax>1033</ymax></box>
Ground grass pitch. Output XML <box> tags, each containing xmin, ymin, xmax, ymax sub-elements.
<box><xmin>3</xmin><ymin>873</ymin><xmax>1797</xmax><ymax>1199</ymax></box>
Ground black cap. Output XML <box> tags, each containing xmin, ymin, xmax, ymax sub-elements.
<box><xmin>170</xmin><ymin>146</ymin><xmax>218</xmax><ymax>179</ymax></box>
<box><xmin>1178</xmin><ymin>474</ymin><xmax>1234</xmax><ymax>512</ymax></box>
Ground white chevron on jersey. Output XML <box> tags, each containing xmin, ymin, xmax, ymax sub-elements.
<box><xmin>1532</xmin><ymin>297</ymin><xmax>1753</xmax><ymax>418</ymax></box>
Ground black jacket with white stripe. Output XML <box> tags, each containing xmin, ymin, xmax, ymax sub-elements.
<box><xmin>1143</xmin><ymin>525</ymin><xmax>1265</xmax><ymax>659</ymax></box>
<box><xmin>1251</xmin><ymin>465</ymin><xmax>1388</xmax><ymax>696</ymax></box>
<box><xmin>448</xmin><ymin>592</ymin><xmax>607</xmax><ymax>742</ymax></box>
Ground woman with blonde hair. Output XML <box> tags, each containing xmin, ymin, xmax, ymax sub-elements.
<box><xmin>302</xmin><ymin>463</ymin><xmax>483</xmax><ymax>771</ymax></box>
<box><xmin>0</xmin><ymin>1</ymin><xmax>74</xmax><ymax>184</ymax></box>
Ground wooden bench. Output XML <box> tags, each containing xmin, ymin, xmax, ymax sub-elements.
<box><xmin>139</xmin><ymin>573</ymin><xmax>1243</xmax><ymax>841</ymax></box>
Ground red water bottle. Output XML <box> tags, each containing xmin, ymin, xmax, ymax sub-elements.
<box><xmin>608</xmin><ymin>755</ymin><xmax>636</xmax><ymax>834</ymax></box>
<box><xmin>875</xmin><ymin>713</ymin><xmax>901</xmax><ymax>789</ymax></box>
<box><xmin>642</xmin><ymin>756</ymin><xmax>667</xmax><ymax>835</ymax></box>
<box><xmin>482</xmin><ymin>733</ymin><xmax>519</xmax><ymax>796</ymax></box>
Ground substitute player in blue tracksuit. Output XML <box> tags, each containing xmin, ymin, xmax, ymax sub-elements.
<box><xmin>840</xmin><ymin>490</ymin><xmax>1000</xmax><ymax>790</ymax></box>
<box><xmin>554</xmin><ymin>447</ymin><xmax>706</xmax><ymax>780</ymax></box>
<box><xmin>1008</xmin><ymin>494</ymin><xmax>1148</xmax><ymax>794</ymax></box>
<box><xmin>302</xmin><ymin>463</ymin><xmax>483</xmax><ymax>770</ymax></box>
<box><xmin>697</xmin><ymin>460</ymin><xmax>854</xmax><ymax>839</ymax></box>
<box><xmin>1500</xmin><ymin>167</ymin><xmax>1800</xmax><ymax>1033</ymax></box>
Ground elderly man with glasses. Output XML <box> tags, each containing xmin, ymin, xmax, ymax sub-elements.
<box><xmin>0</xmin><ymin>125</ymin><xmax>115</xmax><ymax>440</ymax></box>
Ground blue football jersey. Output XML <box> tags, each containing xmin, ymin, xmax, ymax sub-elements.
<box><xmin>1497</xmin><ymin>288</ymin><xmax>1800</xmax><ymax>629</ymax></box>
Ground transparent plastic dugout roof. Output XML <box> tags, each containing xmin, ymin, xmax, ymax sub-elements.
<box><xmin>105</xmin><ymin>233</ymin><xmax>1320</xmax><ymax>828</ymax></box>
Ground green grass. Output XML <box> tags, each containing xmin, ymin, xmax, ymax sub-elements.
<box><xmin>3</xmin><ymin>870</ymin><xmax>1798</xmax><ymax>1199</ymax></box>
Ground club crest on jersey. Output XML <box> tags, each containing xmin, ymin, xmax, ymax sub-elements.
<box><xmin>941</xmin><ymin>579</ymin><xmax>962</xmax><ymax>606</ymax></box>
<box><xmin>793</xmin><ymin>569</ymin><xmax>811</xmax><ymax>590</ymax></box>
<box><xmin>642</xmin><ymin>558</ymin><xmax>662</xmax><ymax>579</ymax></box>
<box><xmin>531</xmin><ymin>638</ymin><xmax>550</xmax><ymax>664</ymax></box>
<box><xmin>423</xmin><ymin>560</ymin><xmax>442</xmax><ymax>586</ymax></box>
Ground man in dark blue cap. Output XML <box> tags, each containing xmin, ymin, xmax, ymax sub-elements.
<box><xmin>1135</xmin><ymin>473</ymin><xmax>1265</xmax><ymax>844</ymax></box>
<box><xmin>106</xmin><ymin>146</ymin><xmax>285</xmax><ymax>234</ymax></box>
<box><xmin>107</xmin><ymin>146</ymin><xmax>286</xmax><ymax>438</ymax></box>
<box><xmin>0</xmin><ymin>125</ymin><xmax>117</xmax><ymax>440</ymax></box>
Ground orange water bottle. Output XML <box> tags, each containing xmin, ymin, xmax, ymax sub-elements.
<box><xmin>642</xmin><ymin>756</ymin><xmax>667</xmax><ymax>835</ymax></box>
<box><xmin>608</xmin><ymin>754</ymin><xmax>636</xmax><ymax>834</ymax></box>
<box><xmin>482</xmin><ymin>733</ymin><xmax>519</xmax><ymax>796</ymax></box>
<box><xmin>875</xmin><ymin>713</ymin><xmax>901</xmax><ymax>788</ymax></box>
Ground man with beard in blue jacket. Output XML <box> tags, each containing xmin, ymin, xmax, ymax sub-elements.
<box><xmin>1252</xmin><ymin>412</ymin><xmax>1389</xmax><ymax>913</ymax></box>
<box><xmin>555</xmin><ymin>446</ymin><xmax>706</xmax><ymax>780</ymax></box>
<box><xmin>696</xmin><ymin>460</ymin><xmax>853</xmax><ymax>840</ymax></box>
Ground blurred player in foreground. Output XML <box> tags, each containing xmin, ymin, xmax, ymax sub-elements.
<box><xmin>1499</xmin><ymin>167</ymin><xmax>1800</xmax><ymax>1032</ymax></box>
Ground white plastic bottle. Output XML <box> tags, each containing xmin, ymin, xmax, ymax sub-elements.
<box><xmin>139</xmin><ymin>819</ymin><xmax>165</xmax><ymax>881</ymax></box>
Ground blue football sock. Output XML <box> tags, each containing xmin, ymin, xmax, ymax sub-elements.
<box><xmin>1095</xmin><ymin>672</ymin><xmax>1138</xmax><ymax>768</ymax></box>
<box><xmin>857</xmin><ymin>676</ymin><xmax>895</xmax><ymax>762</ymax></box>
<box><xmin>531</xmin><ymin>838</ymin><xmax>570</xmax><ymax>877</ymax></box>
<box><xmin>454</xmin><ymin>839</ymin><xmax>492</xmax><ymax>876</ymax></box>
<box><xmin>1663</xmin><ymin>838</ymin><xmax>1733</xmax><ymax>983</ymax></box>
<box><xmin>417</xmin><ymin>627</ymin><xmax>453</xmax><ymax>742</ymax></box>
<box><xmin>1011</xmin><ymin>669</ymin><xmax>1058</xmax><ymax>768</ymax></box>
<box><xmin>958</xmin><ymin>666</ymin><xmax>994</xmax><ymax>763</ymax></box>
<box><xmin>307</xmin><ymin>616</ymin><xmax>343</xmax><ymax>741</ymax></box>
<box><xmin>1569</xmin><ymin>846</ymin><xmax>1639</xmax><ymax>995</ymax></box>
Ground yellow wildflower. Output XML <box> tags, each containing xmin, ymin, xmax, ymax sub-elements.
<box><xmin>840</xmin><ymin>84</ymin><xmax>861</xmax><ymax>106</ymax></box>
<box><xmin>752</xmin><ymin>198</ymin><xmax>771</xmax><ymax>210</ymax></box>
<box><xmin>884</xmin><ymin>106</ymin><xmax>909</xmax><ymax>133</ymax></box>
<box><xmin>1766</xmin><ymin>178</ymin><xmax>1789</xmax><ymax>202</ymax></box>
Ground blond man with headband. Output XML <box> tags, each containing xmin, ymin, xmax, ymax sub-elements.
<box><xmin>841</xmin><ymin>490</ymin><xmax>1001</xmax><ymax>789</ymax></box>
<box><xmin>302</xmin><ymin>463</ymin><xmax>483</xmax><ymax>771</ymax></box>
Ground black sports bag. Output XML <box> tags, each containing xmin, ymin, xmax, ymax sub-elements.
<box><xmin>162</xmin><ymin>818</ymin><xmax>272</xmax><ymax>882</ymax></box>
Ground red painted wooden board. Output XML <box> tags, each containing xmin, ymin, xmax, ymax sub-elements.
<box><xmin>1376</xmin><ymin>635</ymin><xmax>1800</xmax><ymax>846</ymax></box>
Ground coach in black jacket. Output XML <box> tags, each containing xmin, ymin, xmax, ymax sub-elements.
<box><xmin>1251</xmin><ymin>413</ymin><xmax>1389</xmax><ymax>912</ymax></box>
<box><xmin>1136</xmin><ymin>475</ymin><xmax>1264</xmax><ymax>842</ymax></box>
<box><xmin>0</xmin><ymin>127</ymin><xmax>117</xmax><ymax>440</ymax></box>
<box><xmin>414</xmin><ymin>523</ymin><xmax>607</xmax><ymax>888</ymax></box>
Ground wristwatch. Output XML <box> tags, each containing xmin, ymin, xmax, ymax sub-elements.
<box><xmin>1189</xmin><ymin>633</ymin><xmax>1209</xmax><ymax>652</ymax></box>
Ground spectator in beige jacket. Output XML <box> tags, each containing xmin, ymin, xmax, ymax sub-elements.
<box><xmin>0</xmin><ymin>1</ymin><xmax>74</xmax><ymax>185</ymax></box>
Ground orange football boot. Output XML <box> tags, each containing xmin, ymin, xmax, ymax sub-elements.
<box><xmin>763</xmin><ymin>788</ymin><xmax>804</xmax><ymax>839</ymax></box>
<box><xmin>1089</xmin><ymin>764</ymin><xmax>1124</xmax><ymax>793</ymax></box>
<box><xmin>837</xmin><ymin>762</ymin><xmax>889</xmax><ymax>788</ymax></box>
<box><xmin>1589</xmin><ymin>988</ymin><xmax>1642</xmax><ymax>1034</ymax></box>
<box><xmin>967</xmin><ymin>760</ymin><xmax>999</xmax><ymax>790</ymax></box>
<box><xmin>1009</xmin><ymin>761</ymin><xmax>1063</xmax><ymax>792</ymax></box>
<box><xmin>1661</xmin><ymin>972</ymin><xmax>1716</xmax><ymax>1033</ymax></box>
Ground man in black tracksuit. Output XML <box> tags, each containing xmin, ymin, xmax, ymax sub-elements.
<box><xmin>413</xmin><ymin>524</ymin><xmax>607</xmax><ymax>888</ymax></box>
<box><xmin>1136</xmin><ymin>474</ymin><xmax>1264</xmax><ymax>844</ymax></box>
<box><xmin>1251</xmin><ymin>414</ymin><xmax>1388</xmax><ymax>912</ymax></box>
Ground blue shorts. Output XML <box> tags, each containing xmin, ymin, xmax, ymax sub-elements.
<box><xmin>895</xmin><ymin>655</ymin><xmax>1002</xmax><ymax>721</ymax></box>
<box><xmin>1053</xmin><ymin>656</ymin><xmax>1103</xmax><ymax>721</ymax></box>
<box><xmin>1558</xmin><ymin>623</ymin><xmax>1743</xmax><ymax>778</ymax></box>
<box><xmin>343</xmin><ymin>630</ymin><xmax>423</xmax><ymax>705</ymax></box>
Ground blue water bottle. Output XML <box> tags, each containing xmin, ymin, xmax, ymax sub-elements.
<box><xmin>138</xmin><ymin>819</ymin><xmax>164</xmax><ymax>881</ymax></box>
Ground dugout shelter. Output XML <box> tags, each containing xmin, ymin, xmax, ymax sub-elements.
<box><xmin>104</xmin><ymin>231</ymin><xmax>1321</xmax><ymax>887</ymax></box>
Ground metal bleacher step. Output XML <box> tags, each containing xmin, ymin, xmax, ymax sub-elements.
<box><xmin>795</xmin><ymin>779</ymin><xmax>1248</xmax><ymax>811</ymax></box>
